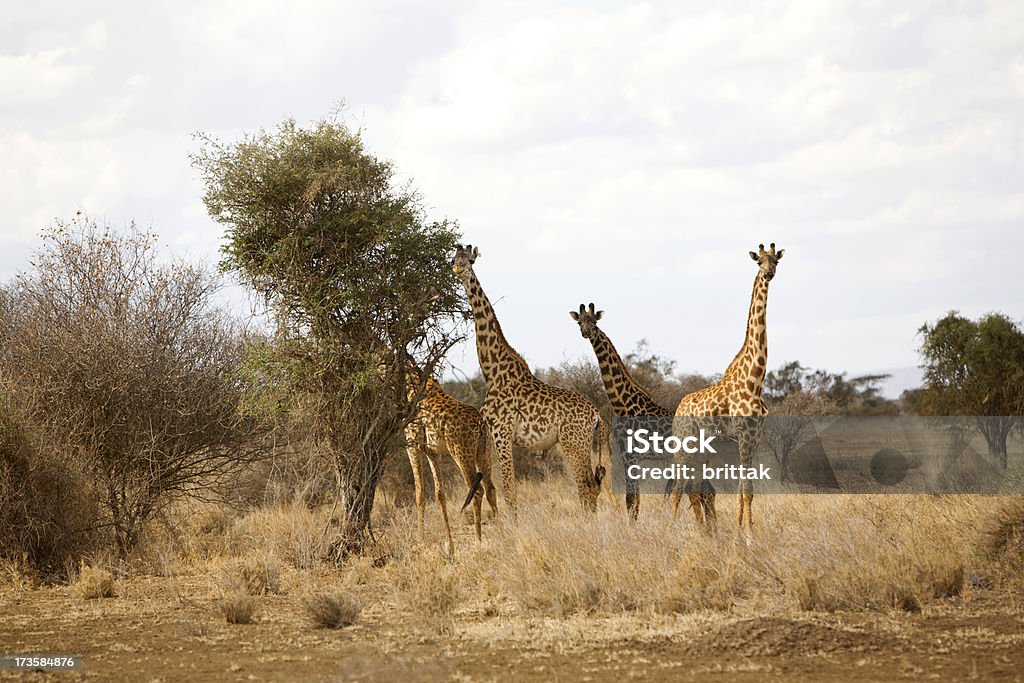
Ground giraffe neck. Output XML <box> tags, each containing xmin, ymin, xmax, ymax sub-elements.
<box><xmin>461</xmin><ymin>269</ymin><xmax>531</xmax><ymax>382</ymax></box>
<box><xmin>424</xmin><ymin>377</ymin><xmax>445</xmax><ymax>397</ymax></box>
<box><xmin>725</xmin><ymin>272</ymin><xmax>771</xmax><ymax>392</ymax></box>
<box><xmin>588</xmin><ymin>327</ymin><xmax>664</xmax><ymax>415</ymax></box>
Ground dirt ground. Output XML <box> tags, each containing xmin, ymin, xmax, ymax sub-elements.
<box><xmin>2</xmin><ymin>575</ymin><xmax>1023</xmax><ymax>682</ymax></box>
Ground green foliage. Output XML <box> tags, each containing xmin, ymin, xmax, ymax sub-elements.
<box><xmin>918</xmin><ymin>311</ymin><xmax>1024</xmax><ymax>467</ymax></box>
<box><xmin>193</xmin><ymin>118</ymin><xmax>463</xmax><ymax>348</ymax></box>
<box><xmin>918</xmin><ymin>311</ymin><xmax>1024</xmax><ymax>417</ymax></box>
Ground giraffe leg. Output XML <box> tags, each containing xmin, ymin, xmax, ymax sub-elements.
<box><xmin>424</xmin><ymin>450</ymin><xmax>454</xmax><ymax>557</ymax></box>
<box><xmin>407</xmin><ymin>444</ymin><xmax>427</xmax><ymax>536</ymax></box>
<box><xmin>453</xmin><ymin>451</ymin><xmax>484</xmax><ymax>543</ymax></box>
<box><xmin>626</xmin><ymin>492</ymin><xmax>639</xmax><ymax>523</ymax></box>
<box><xmin>484</xmin><ymin>479</ymin><xmax>498</xmax><ymax>518</ymax></box>
<box><xmin>489</xmin><ymin>426</ymin><xmax>517</xmax><ymax>514</ymax></box>
<box><xmin>564</xmin><ymin>438</ymin><xmax>599</xmax><ymax>513</ymax></box>
<box><xmin>701</xmin><ymin>480</ymin><xmax>718</xmax><ymax>535</ymax></box>
<box><xmin>669</xmin><ymin>482</ymin><xmax>687</xmax><ymax>520</ymax></box>
<box><xmin>472</xmin><ymin>486</ymin><xmax>484</xmax><ymax>541</ymax></box>
<box><xmin>736</xmin><ymin>419</ymin><xmax>758</xmax><ymax>537</ymax></box>
<box><xmin>679</xmin><ymin>453</ymin><xmax>706</xmax><ymax>527</ymax></box>
<box><xmin>476</xmin><ymin>424</ymin><xmax>499</xmax><ymax>519</ymax></box>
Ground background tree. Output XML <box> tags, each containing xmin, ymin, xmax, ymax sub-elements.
<box><xmin>0</xmin><ymin>217</ymin><xmax>265</xmax><ymax>557</ymax></box>
<box><xmin>765</xmin><ymin>361</ymin><xmax>895</xmax><ymax>415</ymax></box>
<box><xmin>192</xmin><ymin>116</ymin><xmax>464</xmax><ymax>553</ymax></box>
<box><xmin>918</xmin><ymin>311</ymin><xmax>1024</xmax><ymax>468</ymax></box>
<box><xmin>760</xmin><ymin>390</ymin><xmax>837</xmax><ymax>483</ymax></box>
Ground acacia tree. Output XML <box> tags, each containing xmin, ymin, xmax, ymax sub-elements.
<box><xmin>192</xmin><ymin>117</ymin><xmax>464</xmax><ymax>553</ymax></box>
<box><xmin>0</xmin><ymin>217</ymin><xmax>266</xmax><ymax>556</ymax></box>
<box><xmin>919</xmin><ymin>311</ymin><xmax>1024</xmax><ymax>468</ymax></box>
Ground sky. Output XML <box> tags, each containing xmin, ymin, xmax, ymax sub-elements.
<box><xmin>2</xmin><ymin>1</ymin><xmax>1022</xmax><ymax>395</ymax></box>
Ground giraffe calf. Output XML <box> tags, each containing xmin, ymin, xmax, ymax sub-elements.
<box><xmin>405</xmin><ymin>374</ymin><xmax>498</xmax><ymax>556</ymax></box>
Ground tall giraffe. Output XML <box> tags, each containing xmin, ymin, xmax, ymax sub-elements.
<box><xmin>404</xmin><ymin>370</ymin><xmax>498</xmax><ymax>556</ymax></box>
<box><xmin>452</xmin><ymin>245</ymin><xmax>607</xmax><ymax>512</ymax></box>
<box><xmin>672</xmin><ymin>243</ymin><xmax>784</xmax><ymax>533</ymax></box>
<box><xmin>570</xmin><ymin>303</ymin><xmax>714</xmax><ymax>521</ymax></box>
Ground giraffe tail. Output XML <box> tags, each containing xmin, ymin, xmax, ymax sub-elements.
<box><xmin>461</xmin><ymin>472</ymin><xmax>484</xmax><ymax>512</ymax></box>
<box><xmin>591</xmin><ymin>416</ymin><xmax>609</xmax><ymax>488</ymax></box>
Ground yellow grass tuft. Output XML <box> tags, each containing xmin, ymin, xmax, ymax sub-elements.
<box><xmin>304</xmin><ymin>590</ymin><xmax>361</xmax><ymax>628</ymax></box>
<box><xmin>220</xmin><ymin>589</ymin><xmax>258</xmax><ymax>624</ymax></box>
<box><xmin>74</xmin><ymin>562</ymin><xmax>116</xmax><ymax>599</ymax></box>
<box><xmin>220</xmin><ymin>556</ymin><xmax>283</xmax><ymax>595</ymax></box>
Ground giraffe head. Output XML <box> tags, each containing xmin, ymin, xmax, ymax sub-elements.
<box><xmin>749</xmin><ymin>242</ymin><xmax>785</xmax><ymax>282</ymax></box>
<box><xmin>569</xmin><ymin>302</ymin><xmax>604</xmax><ymax>342</ymax></box>
<box><xmin>451</xmin><ymin>243</ymin><xmax>480</xmax><ymax>281</ymax></box>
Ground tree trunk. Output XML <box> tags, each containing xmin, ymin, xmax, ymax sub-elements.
<box><xmin>332</xmin><ymin>445</ymin><xmax>389</xmax><ymax>559</ymax></box>
<box><xmin>977</xmin><ymin>417</ymin><xmax>1010</xmax><ymax>470</ymax></box>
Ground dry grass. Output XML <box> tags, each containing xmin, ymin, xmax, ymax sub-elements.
<box><xmin>73</xmin><ymin>562</ymin><xmax>116</xmax><ymax>599</ymax></box>
<box><xmin>219</xmin><ymin>556</ymin><xmax>283</xmax><ymax>595</ymax></box>
<box><xmin>220</xmin><ymin>589</ymin><xmax>258</xmax><ymax>624</ymax></box>
<box><xmin>369</xmin><ymin>482</ymin><xmax>998</xmax><ymax>621</ymax></box>
<box><xmin>62</xmin><ymin>476</ymin><xmax>1020</xmax><ymax>633</ymax></box>
<box><xmin>229</xmin><ymin>503</ymin><xmax>333</xmax><ymax>570</ymax></box>
<box><xmin>981</xmin><ymin>496</ymin><xmax>1024</xmax><ymax>586</ymax></box>
<box><xmin>304</xmin><ymin>590</ymin><xmax>361</xmax><ymax>628</ymax></box>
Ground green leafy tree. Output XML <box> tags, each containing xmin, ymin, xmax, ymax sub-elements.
<box><xmin>919</xmin><ymin>311</ymin><xmax>1024</xmax><ymax>468</ymax></box>
<box><xmin>192</xmin><ymin>116</ymin><xmax>464</xmax><ymax>552</ymax></box>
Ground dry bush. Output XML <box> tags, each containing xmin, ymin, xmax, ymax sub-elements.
<box><xmin>220</xmin><ymin>590</ymin><xmax>258</xmax><ymax>624</ymax></box>
<box><xmin>305</xmin><ymin>590</ymin><xmax>361</xmax><ymax>628</ymax></box>
<box><xmin>220</xmin><ymin>556</ymin><xmax>283</xmax><ymax>595</ymax></box>
<box><xmin>981</xmin><ymin>496</ymin><xmax>1024</xmax><ymax>586</ymax></box>
<box><xmin>74</xmin><ymin>563</ymin><xmax>116</xmax><ymax>599</ymax></box>
<box><xmin>0</xmin><ymin>218</ymin><xmax>272</xmax><ymax>558</ymax></box>
<box><xmin>0</xmin><ymin>397</ymin><xmax>100</xmax><ymax>577</ymax></box>
<box><xmin>1</xmin><ymin>554</ymin><xmax>40</xmax><ymax>590</ymax></box>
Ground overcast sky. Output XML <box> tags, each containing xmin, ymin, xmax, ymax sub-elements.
<box><xmin>2</xmin><ymin>1</ymin><xmax>1022</xmax><ymax>392</ymax></box>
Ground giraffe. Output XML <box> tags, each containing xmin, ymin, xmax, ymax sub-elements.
<box><xmin>404</xmin><ymin>369</ymin><xmax>498</xmax><ymax>556</ymax></box>
<box><xmin>452</xmin><ymin>244</ymin><xmax>608</xmax><ymax>512</ymax></box>
<box><xmin>570</xmin><ymin>303</ymin><xmax>715</xmax><ymax>522</ymax></box>
<box><xmin>672</xmin><ymin>242</ymin><xmax>785</xmax><ymax>533</ymax></box>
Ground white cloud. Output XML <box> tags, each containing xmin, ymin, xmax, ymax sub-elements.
<box><xmin>0</xmin><ymin>0</ymin><xmax>1021</xmax><ymax>379</ymax></box>
<box><xmin>0</xmin><ymin>49</ymin><xmax>89</xmax><ymax>102</ymax></box>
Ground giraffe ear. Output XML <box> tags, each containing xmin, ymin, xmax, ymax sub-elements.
<box><xmin>775</xmin><ymin>248</ymin><xmax>785</xmax><ymax>259</ymax></box>
<box><xmin>749</xmin><ymin>251</ymin><xmax>759</xmax><ymax>261</ymax></box>
<box><xmin>471</xmin><ymin>246</ymin><xmax>479</xmax><ymax>262</ymax></box>
<box><xmin>595</xmin><ymin>310</ymin><xmax>604</xmax><ymax>321</ymax></box>
<box><xmin>569</xmin><ymin>311</ymin><xmax>579</xmax><ymax>321</ymax></box>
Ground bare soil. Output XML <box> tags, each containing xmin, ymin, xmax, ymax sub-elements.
<box><xmin>2</xmin><ymin>576</ymin><xmax>1023</xmax><ymax>682</ymax></box>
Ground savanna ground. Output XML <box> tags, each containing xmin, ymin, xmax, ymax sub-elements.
<box><xmin>3</xmin><ymin>475</ymin><xmax>1024</xmax><ymax>682</ymax></box>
